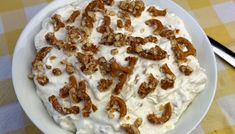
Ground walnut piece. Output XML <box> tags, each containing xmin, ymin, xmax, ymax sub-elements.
<box><xmin>138</xmin><ymin>74</ymin><xmax>158</xmax><ymax>98</ymax></box>
<box><xmin>160</xmin><ymin>64</ymin><xmax>176</xmax><ymax>90</ymax></box>
<box><xmin>97</xmin><ymin>15</ymin><xmax>113</xmax><ymax>34</ymax></box>
<box><xmin>147</xmin><ymin>6</ymin><xmax>167</xmax><ymax>17</ymax></box>
<box><xmin>51</xmin><ymin>14</ymin><xmax>65</xmax><ymax>31</ymax></box>
<box><xmin>106</xmin><ymin>95</ymin><xmax>127</xmax><ymax>119</ymax></box>
<box><xmin>48</xmin><ymin>95</ymin><xmax>80</xmax><ymax>115</ymax></box>
<box><xmin>66</xmin><ymin>10</ymin><xmax>80</xmax><ymax>23</ymax></box>
<box><xmin>52</xmin><ymin>68</ymin><xmax>62</xmax><ymax>76</ymax></box>
<box><xmin>82</xmin><ymin>43</ymin><xmax>99</xmax><ymax>53</ymax></box>
<box><xmin>36</xmin><ymin>75</ymin><xmax>49</xmax><ymax>86</ymax></box>
<box><xmin>179</xmin><ymin>65</ymin><xmax>193</xmax><ymax>76</ymax></box>
<box><xmin>172</xmin><ymin>37</ymin><xmax>196</xmax><ymax>63</ymax></box>
<box><xmin>97</xmin><ymin>79</ymin><xmax>113</xmax><ymax>91</ymax></box>
<box><xmin>119</xmin><ymin>0</ymin><xmax>145</xmax><ymax>17</ymax></box>
<box><xmin>77</xmin><ymin>52</ymin><xmax>98</xmax><ymax>75</ymax></box>
<box><xmin>147</xmin><ymin>102</ymin><xmax>172</xmax><ymax>124</ymax></box>
<box><xmin>121</xmin><ymin>118</ymin><xmax>143</xmax><ymax>134</ymax></box>
<box><xmin>145</xmin><ymin>19</ymin><xmax>164</xmax><ymax>35</ymax></box>
<box><xmin>127</xmin><ymin>45</ymin><xmax>167</xmax><ymax>61</ymax></box>
<box><xmin>32</xmin><ymin>47</ymin><xmax>52</xmax><ymax>70</ymax></box>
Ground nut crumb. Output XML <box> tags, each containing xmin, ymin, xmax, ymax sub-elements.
<box><xmin>111</xmin><ymin>48</ymin><xmax>118</xmax><ymax>55</ymax></box>
<box><xmin>52</xmin><ymin>68</ymin><xmax>62</xmax><ymax>76</ymax></box>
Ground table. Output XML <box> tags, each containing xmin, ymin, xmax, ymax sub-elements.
<box><xmin>0</xmin><ymin>0</ymin><xmax>235</xmax><ymax>133</ymax></box>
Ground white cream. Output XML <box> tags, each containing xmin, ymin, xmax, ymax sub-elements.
<box><xmin>32</xmin><ymin>0</ymin><xmax>207</xmax><ymax>134</ymax></box>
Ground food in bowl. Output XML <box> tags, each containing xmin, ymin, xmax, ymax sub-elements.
<box><xmin>30</xmin><ymin>0</ymin><xmax>207</xmax><ymax>133</ymax></box>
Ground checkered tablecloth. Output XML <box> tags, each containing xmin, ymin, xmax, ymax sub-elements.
<box><xmin>0</xmin><ymin>0</ymin><xmax>235</xmax><ymax>134</ymax></box>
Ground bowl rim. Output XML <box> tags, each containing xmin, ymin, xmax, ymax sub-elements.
<box><xmin>12</xmin><ymin>0</ymin><xmax>217</xmax><ymax>134</ymax></box>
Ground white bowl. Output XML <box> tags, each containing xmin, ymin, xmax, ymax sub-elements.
<box><xmin>12</xmin><ymin>0</ymin><xmax>217</xmax><ymax>133</ymax></box>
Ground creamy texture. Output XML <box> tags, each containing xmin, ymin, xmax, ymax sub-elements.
<box><xmin>32</xmin><ymin>0</ymin><xmax>207</xmax><ymax>134</ymax></box>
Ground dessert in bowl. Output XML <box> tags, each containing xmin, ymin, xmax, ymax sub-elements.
<box><xmin>12</xmin><ymin>0</ymin><xmax>217</xmax><ymax>134</ymax></box>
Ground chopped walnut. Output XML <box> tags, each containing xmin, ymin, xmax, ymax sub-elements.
<box><xmin>147</xmin><ymin>102</ymin><xmax>172</xmax><ymax>124</ymax></box>
<box><xmin>160</xmin><ymin>64</ymin><xmax>175</xmax><ymax>90</ymax></box>
<box><xmin>66</xmin><ymin>63</ymin><xmax>75</xmax><ymax>74</ymax></box>
<box><xmin>77</xmin><ymin>52</ymin><xmax>98</xmax><ymax>75</ymax></box>
<box><xmin>106</xmin><ymin>95</ymin><xmax>127</xmax><ymax>119</ymax></box>
<box><xmin>59</xmin><ymin>75</ymin><xmax>78</xmax><ymax>100</ymax></box>
<box><xmin>179</xmin><ymin>65</ymin><xmax>193</xmax><ymax>76</ymax></box>
<box><xmin>147</xmin><ymin>6</ymin><xmax>167</xmax><ymax>17</ymax></box>
<box><xmin>97</xmin><ymin>79</ymin><xmax>113</xmax><ymax>91</ymax></box>
<box><xmin>127</xmin><ymin>45</ymin><xmax>167</xmax><ymax>61</ymax></box>
<box><xmin>160</xmin><ymin>28</ymin><xmax>176</xmax><ymax>40</ymax></box>
<box><xmin>52</xmin><ymin>68</ymin><xmax>62</xmax><ymax>76</ymax></box>
<box><xmin>117</xmin><ymin>19</ymin><xmax>124</xmax><ymax>28</ymax></box>
<box><xmin>66</xmin><ymin>10</ymin><xmax>80</xmax><ymax>23</ymax></box>
<box><xmin>98</xmin><ymin>57</ymin><xmax>111</xmax><ymax>75</ymax></box>
<box><xmin>111</xmin><ymin>48</ymin><xmax>118</xmax><ymax>55</ymax></box>
<box><xmin>36</xmin><ymin>75</ymin><xmax>49</xmax><ymax>86</ymax></box>
<box><xmin>118</xmin><ymin>11</ymin><xmax>133</xmax><ymax>32</ymax></box>
<box><xmin>48</xmin><ymin>95</ymin><xmax>80</xmax><ymax>115</ymax></box>
<box><xmin>119</xmin><ymin>0</ymin><xmax>145</xmax><ymax>17</ymax></box>
<box><xmin>144</xmin><ymin>35</ymin><xmax>158</xmax><ymax>43</ymax></box>
<box><xmin>51</xmin><ymin>14</ymin><xmax>65</xmax><ymax>31</ymax></box>
<box><xmin>77</xmin><ymin>80</ymin><xmax>97</xmax><ymax>117</ymax></box>
<box><xmin>82</xmin><ymin>43</ymin><xmax>99</xmax><ymax>53</ymax></box>
<box><xmin>112</xmin><ymin>57</ymin><xmax>138</xmax><ymax>94</ymax></box>
<box><xmin>138</xmin><ymin>74</ymin><xmax>158</xmax><ymax>98</ymax></box>
<box><xmin>97</xmin><ymin>15</ymin><xmax>113</xmax><ymax>34</ymax></box>
<box><xmin>100</xmin><ymin>32</ymin><xmax>127</xmax><ymax>47</ymax></box>
<box><xmin>32</xmin><ymin>47</ymin><xmax>52</xmax><ymax>70</ymax></box>
<box><xmin>66</xmin><ymin>26</ymin><xmax>81</xmax><ymax>43</ymax></box>
<box><xmin>145</xmin><ymin>19</ymin><xmax>164</xmax><ymax>35</ymax></box>
<box><xmin>121</xmin><ymin>118</ymin><xmax>142</xmax><ymax>134</ymax></box>
<box><xmin>172</xmin><ymin>37</ymin><xmax>196</xmax><ymax>63</ymax></box>
<box><xmin>45</xmin><ymin>32</ymin><xmax>64</xmax><ymax>48</ymax></box>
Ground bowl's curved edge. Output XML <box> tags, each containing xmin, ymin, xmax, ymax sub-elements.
<box><xmin>164</xmin><ymin>0</ymin><xmax>218</xmax><ymax>133</ymax></box>
<box><xmin>12</xmin><ymin>0</ymin><xmax>77</xmax><ymax>133</ymax></box>
<box><xmin>12</xmin><ymin>0</ymin><xmax>218</xmax><ymax>134</ymax></box>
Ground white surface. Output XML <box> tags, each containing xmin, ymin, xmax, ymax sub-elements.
<box><xmin>12</xmin><ymin>0</ymin><xmax>217</xmax><ymax>134</ymax></box>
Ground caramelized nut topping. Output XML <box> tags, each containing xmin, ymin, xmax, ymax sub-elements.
<box><xmin>119</xmin><ymin>0</ymin><xmax>145</xmax><ymax>17</ymax></box>
<box><xmin>144</xmin><ymin>35</ymin><xmax>158</xmax><ymax>43</ymax></box>
<box><xmin>98</xmin><ymin>57</ymin><xmax>111</xmax><ymax>75</ymax></box>
<box><xmin>48</xmin><ymin>95</ymin><xmax>80</xmax><ymax>115</ymax></box>
<box><xmin>77</xmin><ymin>52</ymin><xmax>98</xmax><ymax>75</ymax></box>
<box><xmin>66</xmin><ymin>10</ymin><xmax>80</xmax><ymax>23</ymax></box>
<box><xmin>52</xmin><ymin>68</ymin><xmax>62</xmax><ymax>76</ymax></box>
<box><xmin>36</xmin><ymin>75</ymin><xmax>49</xmax><ymax>86</ymax></box>
<box><xmin>145</xmin><ymin>19</ymin><xmax>164</xmax><ymax>35</ymax></box>
<box><xmin>45</xmin><ymin>32</ymin><xmax>64</xmax><ymax>48</ymax></box>
<box><xmin>160</xmin><ymin>29</ymin><xmax>176</xmax><ymax>40</ymax></box>
<box><xmin>97</xmin><ymin>16</ymin><xmax>113</xmax><ymax>34</ymax></box>
<box><xmin>66</xmin><ymin>63</ymin><xmax>75</xmax><ymax>74</ymax></box>
<box><xmin>82</xmin><ymin>43</ymin><xmax>99</xmax><ymax>53</ymax></box>
<box><xmin>51</xmin><ymin>14</ymin><xmax>65</xmax><ymax>31</ymax></box>
<box><xmin>97</xmin><ymin>79</ymin><xmax>113</xmax><ymax>91</ymax></box>
<box><xmin>127</xmin><ymin>45</ymin><xmax>167</xmax><ymax>61</ymax></box>
<box><xmin>32</xmin><ymin>47</ymin><xmax>52</xmax><ymax>70</ymax></box>
<box><xmin>147</xmin><ymin>102</ymin><xmax>172</xmax><ymax>124</ymax></box>
<box><xmin>107</xmin><ymin>95</ymin><xmax>127</xmax><ymax>119</ymax></box>
<box><xmin>172</xmin><ymin>37</ymin><xmax>196</xmax><ymax>62</ymax></box>
<box><xmin>179</xmin><ymin>65</ymin><xmax>193</xmax><ymax>76</ymax></box>
<box><xmin>138</xmin><ymin>74</ymin><xmax>158</xmax><ymax>98</ymax></box>
<box><xmin>117</xmin><ymin>19</ymin><xmax>124</xmax><ymax>28</ymax></box>
<box><xmin>66</xmin><ymin>26</ymin><xmax>81</xmax><ymax>43</ymax></box>
<box><xmin>59</xmin><ymin>75</ymin><xmax>78</xmax><ymax>99</ymax></box>
<box><xmin>122</xmin><ymin>118</ymin><xmax>143</xmax><ymax>134</ymax></box>
<box><xmin>113</xmin><ymin>73</ymin><xmax>128</xmax><ymax>94</ymax></box>
<box><xmin>160</xmin><ymin>64</ymin><xmax>175</xmax><ymax>90</ymax></box>
<box><xmin>147</xmin><ymin>6</ymin><xmax>167</xmax><ymax>17</ymax></box>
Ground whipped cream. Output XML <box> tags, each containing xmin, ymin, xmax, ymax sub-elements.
<box><xmin>32</xmin><ymin>0</ymin><xmax>207</xmax><ymax>134</ymax></box>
